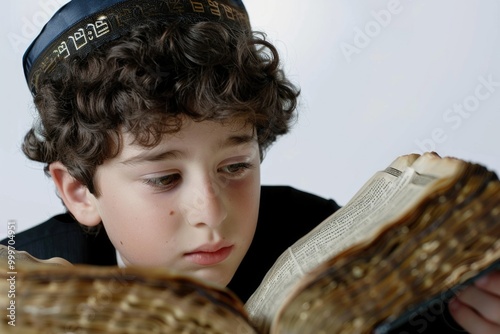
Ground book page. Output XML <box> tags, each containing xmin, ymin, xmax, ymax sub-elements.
<box><xmin>245</xmin><ymin>153</ymin><xmax>462</xmax><ymax>331</ymax></box>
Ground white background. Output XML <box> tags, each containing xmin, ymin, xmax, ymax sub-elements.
<box><xmin>1</xmin><ymin>0</ymin><xmax>500</xmax><ymax>238</ymax></box>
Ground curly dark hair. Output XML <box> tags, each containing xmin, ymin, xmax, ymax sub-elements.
<box><xmin>23</xmin><ymin>19</ymin><xmax>299</xmax><ymax>195</ymax></box>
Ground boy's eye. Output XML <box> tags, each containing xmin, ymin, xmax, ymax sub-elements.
<box><xmin>218</xmin><ymin>162</ymin><xmax>253</xmax><ymax>177</ymax></box>
<box><xmin>144</xmin><ymin>174</ymin><xmax>181</xmax><ymax>190</ymax></box>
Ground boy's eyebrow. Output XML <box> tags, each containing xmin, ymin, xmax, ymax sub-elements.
<box><xmin>218</xmin><ymin>134</ymin><xmax>257</xmax><ymax>149</ymax></box>
<box><xmin>120</xmin><ymin>134</ymin><xmax>256</xmax><ymax>166</ymax></box>
<box><xmin>120</xmin><ymin>150</ymin><xmax>183</xmax><ymax>166</ymax></box>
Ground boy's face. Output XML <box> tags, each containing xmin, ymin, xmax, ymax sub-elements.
<box><xmin>88</xmin><ymin>118</ymin><xmax>261</xmax><ymax>286</ymax></box>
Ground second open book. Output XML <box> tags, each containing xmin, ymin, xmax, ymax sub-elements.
<box><xmin>246</xmin><ymin>152</ymin><xmax>500</xmax><ymax>333</ymax></box>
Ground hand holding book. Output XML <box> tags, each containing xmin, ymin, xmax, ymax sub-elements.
<box><xmin>448</xmin><ymin>271</ymin><xmax>500</xmax><ymax>333</ymax></box>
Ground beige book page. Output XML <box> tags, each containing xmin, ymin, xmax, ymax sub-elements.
<box><xmin>0</xmin><ymin>244</ymin><xmax>72</xmax><ymax>267</ymax></box>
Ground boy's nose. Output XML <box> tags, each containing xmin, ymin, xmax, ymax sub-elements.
<box><xmin>182</xmin><ymin>179</ymin><xmax>228</xmax><ymax>229</ymax></box>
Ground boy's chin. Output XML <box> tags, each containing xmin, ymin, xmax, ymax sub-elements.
<box><xmin>190</xmin><ymin>267</ymin><xmax>236</xmax><ymax>288</ymax></box>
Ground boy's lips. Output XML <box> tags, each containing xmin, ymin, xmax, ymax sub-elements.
<box><xmin>184</xmin><ymin>243</ymin><xmax>234</xmax><ymax>266</ymax></box>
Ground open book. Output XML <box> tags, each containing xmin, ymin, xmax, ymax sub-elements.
<box><xmin>1</xmin><ymin>152</ymin><xmax>500</xmax><ymax>333</ymax></box>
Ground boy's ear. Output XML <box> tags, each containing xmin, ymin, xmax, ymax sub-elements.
<box><xmin>48</xmin><ymin>162</ymin><xmax>101</xmax><ymax>227</ymax></box>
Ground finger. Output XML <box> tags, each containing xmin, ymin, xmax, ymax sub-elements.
<box><xmin>454</xmin><ymin>285</ymin><xmax>500</xmax><ymax>325</ymax></box>
<box><xmin>449</xmin><ymin>298</ymin><xmax>500</xmax><ymax>334</ymax></box>
<box><xmin>475</xmin><ymin>271</ymin><xmax>500</xmax><ymax>297</ymax></box>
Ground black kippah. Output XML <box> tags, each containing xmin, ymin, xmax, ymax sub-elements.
<box><xmin>23</xmin><ymin>0</ymin><xmax>250</xmax><ymax>95</ymax></box>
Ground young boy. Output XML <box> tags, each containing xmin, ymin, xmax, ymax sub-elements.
<box><xmin>2</xmin><ymin>0</ymin><xmax>499</xmax><ymax>332</ymax></box>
